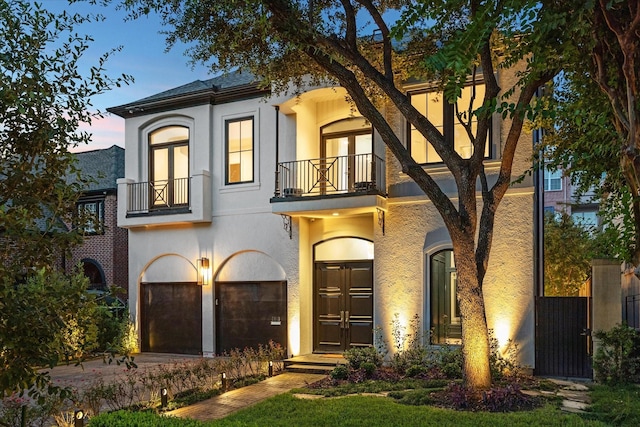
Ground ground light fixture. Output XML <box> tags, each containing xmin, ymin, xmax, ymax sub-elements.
<box><xmin>221</xmin><ymin>372</ymin><xmax>227</xmax><ymax>390</ymax></box>
<box><xmin>161</xmin><ymin>387</ymin><xmax>168</xmax><ymax>408</ymax></box>
<box><xmin>74</xmin><ymin>409</ymin><xmax>84</xmax><ymax>427</ymax></box>
<box><xmin>268</xmin><ymin>360</ymin><xmax>273</xmax><ymax>377</ymax></box>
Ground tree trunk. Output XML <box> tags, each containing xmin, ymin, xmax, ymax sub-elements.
<box><xmin>453</xmin><ymin>237</ymin><xmax>492</xmax><ymax>389</ymax></box>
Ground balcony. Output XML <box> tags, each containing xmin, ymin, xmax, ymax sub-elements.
<box><xmin>271</xmin><ymin>154</ymin><xmax>387</xmax><ymax>217</ymax></box>
<box><xmin>118</xmin><ymin>170</ymin><xmax>211</xmax><ymax>228</ymax></box>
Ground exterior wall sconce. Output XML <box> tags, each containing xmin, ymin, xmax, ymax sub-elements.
<box><xmin>160</xmin><ymin>387</ymin><xmax>168</xmax><ymax>408</ymax></box>
<box><xmin>74</xmin><ymin>409</ymin><xmax>84</xmax><ymax>427</ymax></box>
<box><xmin>197</xmin><ymin>257</ymin><xmax>210</xmax><ymax>286</ymax></box>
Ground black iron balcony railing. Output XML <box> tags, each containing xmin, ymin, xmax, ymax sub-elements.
<box><xmin>275</xmin><ymin>153</ymin><xmax>385</xmax><ymax>198</ymax></box>
<box><xmin>127</xmin><ymin>177</ymin><xmax>190</xmax><ymax>214</ymax></box>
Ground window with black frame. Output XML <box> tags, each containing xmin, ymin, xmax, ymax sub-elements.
<box><xmin>409</xmin><ymin>83</ymin><xmax>490</xmax><ymax>164</ymax></box>
<box><xmin>226</xmin><ymin>117</ymin><xmax>254</xmax><ymax>184</ymax></box>
<box><xmin>149</xmin><ymin>126</ymin><xmax>189</xmax><ymax>209</ymax></box>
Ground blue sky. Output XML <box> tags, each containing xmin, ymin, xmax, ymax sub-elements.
<box><xmin>42</xmin><ymin>0</ymin><xmax>213</xmax><ymax>151</ymax></box>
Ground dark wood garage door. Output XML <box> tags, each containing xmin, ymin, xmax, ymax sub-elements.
<box><xmin>215</xmin><ymin>281</ymin><xmax>287</xmax><ymax>354</ymax></box>
<box><xmin>141</xmin><ymin>282</ymin><xmax>202</xmax><ymax>354</ymax></box>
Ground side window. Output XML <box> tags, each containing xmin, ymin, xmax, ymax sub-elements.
<box><xmin>226</xmin><ymin>117</ymin><xmax>254</xmax><ymax>184</ymax></box>
<box><xmin>409</xmin><ymin>84</ymin><xmax>489</xmax><ymax>164</ymax></box>
<box><xmin>430</xmin><ymin>249</ymin><xmax>461</xmax><ymax>344</ymax></box>
<box><xmin>149</xmin><ymin>126</ymin><xmax>189</xmax><ymax>209</ymax></box>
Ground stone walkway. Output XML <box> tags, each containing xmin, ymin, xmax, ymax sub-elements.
<box><xmin>165</xmin><ymin>372</ymin><xmax>325</xmax><ymax>422</ymax></box>
<box><xmin>522</xmin><ymin>378</ymin><xmax>591</xmax><ymax>414</ymax></box>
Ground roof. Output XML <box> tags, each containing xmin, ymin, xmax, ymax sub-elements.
<box><xmin>68</xmin><ymin>145</ymin><xmax>125</xmax><ymax>193</ymax></box>
<box><xmin>107</xmin><ymin>71</ymin><xmax>269</xmax><ymax>118</ymax></box>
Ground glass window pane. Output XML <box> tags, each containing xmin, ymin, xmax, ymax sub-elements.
<box><xmin>240</xmin><ymin>119</ymin><xmax>253</xmax><ymax>151</ymax></box>
<box><xmin>150</xmin><ymin>126</ymin><xmax>188</xmax><ymax>145</ymax></box>
<box><xmin>153</xmin><ymin>148</ymin><xmax>169</xmax><ymax>182</ymax></box>
<box><xmin>240</xmin><ymin>151</ymin><xmax>253</xmax><ymax>182</ymax></box>
<box><xmin>173</xmin><ymin>145</ymin><xmax>189</xmax><ymax>179</ymax></box>
<box><xmin>228</xmin><ymin>152</ymin><xmax>241</xmax><ymax>183</ymax></box>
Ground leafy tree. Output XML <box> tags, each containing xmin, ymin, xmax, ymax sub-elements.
<box><xmin>543</xmin><ymin>212</ymin><xmax>618</xmax><ymax>296</ymax></box>
<box><xmin>0</xmin><ymin>0</ymin><xmax>130</xmax><ymax>397</ymax></box>
<box><xmin>539</xmin><ymin>0</ymin><xmax>640</xmax><ymax>267</ymax></box>
<box><xmin>121</xmin><ymin>0</ymin><xmax>561</xmax><ymax>389</ymax></box>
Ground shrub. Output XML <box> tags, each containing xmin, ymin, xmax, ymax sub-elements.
<box><xmin>488</xmin><ymin>330</ymin><xmax>522</xmax><ymax>380</ymax></box>
<box><xmin>344</xmin><ymin>346</ymin><xmax>382</xmax><ymax>369</ymax></box>
<box><xmin>330</xmin><ymin>365</ymin><xmax>349</xmax><ymax>380</ymax></box>
<box><xmin>438</xmin><ymin>346</ymin><xmax>463</xmax><ymax>379</ymax></box>
<box><xmin>358</xmin><ymin>362</ymin><xmax>375</xmax><ymax>378</ymax></box>
<box><xmin>593</xmin><ymin>323</ymin><xmax>640</xmax><ymax>384</ymax></box>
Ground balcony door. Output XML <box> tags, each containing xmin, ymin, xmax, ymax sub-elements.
<box><xmin>320</xmin><ymin>118</ymin><xmax>372</xmax><ymax>194</ymax></box>
<box><xmin>150</xmin><ymin>126</ymin><xmax>189</xmax><ymax>209</ymax></box>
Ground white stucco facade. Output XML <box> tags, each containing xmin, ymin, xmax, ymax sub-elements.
<box><xmin>110</xmin><ymin>68</ymin><xmax>536</xmax><ymax>368</ymax></box>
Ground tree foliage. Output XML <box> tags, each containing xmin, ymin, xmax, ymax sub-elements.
<box><xmin>539</xmin><ymin>0</ymin><xmax>640</xmax><ymax>266</ymax></box>
<box><xmin>0</xmin><ymin>0</ymin><xmax>130</xmax><ymax>397</ymax></box>
<box><xmin>121</xmin><ymin>0</ymin><xmax>561</xmax><ymax>389</ymax></box>
<box><xmin>543</xmin><ymin>212</ymin><xmax>618</xmax><ymax>296</ymax></box>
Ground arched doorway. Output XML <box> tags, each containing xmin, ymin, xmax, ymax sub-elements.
<box><xmin>313</xmin><ymin>237</ymin><xmax>374</xmax><ymax>353</ymax></box>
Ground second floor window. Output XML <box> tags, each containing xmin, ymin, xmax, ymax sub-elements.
<box><xmin>226</xmin><ymin>117</ymin><xmax>254</xmax><ymax>184</ymax></box>
<box><xmin>149</xmin><ymin>126</ymin><xmax>189</xmax><ymax>209</ymax></box>
<box><xmin>409</xmin><ymin>83</ymin><xmax>489</xmax><ymax>164</ymax></box>
<box><xmin>77</xmin><ymin>199</ymin><xmax>104</xmax><ymax>234</ymax></box>
<box><xmin>544</xmin><ymin>169</ymin><xmax>562</xmax><ymax>192</ymax></box>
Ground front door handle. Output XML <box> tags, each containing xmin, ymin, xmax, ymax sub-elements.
<box><xmin>340</xmin><ymin>310</ymin><xmax>345</xmax><ymax>329</ymax></box>
<box><xmin>345</xmin><ymin>311</ymin><xmax>349</xmax><ymax>329</ymax></box>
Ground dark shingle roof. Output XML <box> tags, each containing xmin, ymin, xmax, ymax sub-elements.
<box><xmin>68</xmin><ymin>145</ymin><xmax>124</xmax><ymax>193</ymax></box>
<box><xmin>107</xmin><ymin>70</ymin><xmax>266</xmax><ymax>118</ymax></box>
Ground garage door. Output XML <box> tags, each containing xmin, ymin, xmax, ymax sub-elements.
<box><xmin>216</xmin><ymin>281</ymin><xmax>287</xmax><ymax>354</ymax></box>
<box><xmin>141</xmin><ymin>282</ymin><xmax>202</xmax><ymax>354</ymax></box>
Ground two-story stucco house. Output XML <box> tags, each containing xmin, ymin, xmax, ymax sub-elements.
<box><xmin>108</xmin><ymin>70</ymin><xmax>536</xmax><ymax>367</ymax></box>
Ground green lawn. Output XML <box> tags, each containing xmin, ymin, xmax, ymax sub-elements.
<box><xmin>212</xmin><ymin>394</ymin><xmax>606</xmax><ymax>427</ymax></box>
<box><xmin>90</xmin><ymin>391</ymin><xmax>621</xmax><ymax>427</ymax></box>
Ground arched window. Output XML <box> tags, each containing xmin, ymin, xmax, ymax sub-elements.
<box><xmin>149</xmin><ymin>126</ymin><xmax>189</xmax><ymax>209</ymax></box>
<box><xmin>430</xmin><ymin>250</ymin><xmax>461</xmax><ymax>344</ymax></box>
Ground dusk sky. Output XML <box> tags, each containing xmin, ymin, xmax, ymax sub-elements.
<box><xmin>43</xmin><ymin>0</ymin><xmax>213</xmax><ymax>152</ymax></box>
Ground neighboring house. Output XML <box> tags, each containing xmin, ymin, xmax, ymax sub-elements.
<box><xmin>65</xmin><ymin>145</ymin><xmax>128</xmax><ymax>296</ymax></box>
<box><xmin>543</xmin><ymin>166</ymin><xmax>600</xmax><ymax>228</ymax></box>
<box><xmin>107</xmin><ymin>70</ymin><xmax>536</xmax><ymax>368</ymax></box>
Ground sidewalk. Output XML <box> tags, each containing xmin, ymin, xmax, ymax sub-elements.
<box><xmin>165</xmin><ymin>372</ymin><xmax>325</xmax><ymax>422</ymax></box>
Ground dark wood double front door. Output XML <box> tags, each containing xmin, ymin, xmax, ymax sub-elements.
<box><xmin>314</xmin><ymin>261</ymin><xmax>374</xmax><ymax>352</ymax></box>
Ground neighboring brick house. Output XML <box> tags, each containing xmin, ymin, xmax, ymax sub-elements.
<box><xmin>65</xmin><ymin>145</ymin><xmax>128</xmax><ymax>297</ymax></box>
<box><xmin>543</xmin><ymin>167</ymin><xmax>600</xmax><ymax>228</ymax></box>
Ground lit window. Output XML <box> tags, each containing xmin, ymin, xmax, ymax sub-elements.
<box><xmin>226</xmin><ymin>117</ymin><xmax>254</xmax><ymax>184</ymax></box>
<box><xmin>544</xmin><ymin>169</ymin><xmax>562</xmax><ymax>192</ymax></box>
<box><xmin>77</xmin><ymin>199</ymin><xmax>104</xmax><ymax>234</ymax></box>
<box><xmin>149</xmin><ymin>126</ymin><xmax>189</xmax><ymax>209</ymax></box>
<box><xmin>409</xmin><ymin>84</ymin><xmax>490</xmax><ymax>164</ymax></box>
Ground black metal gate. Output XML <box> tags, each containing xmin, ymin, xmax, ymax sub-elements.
<box><xmin>535</xmin><ymin>297</ymin><xmax>592</xmax><ymax>378</ymax></box>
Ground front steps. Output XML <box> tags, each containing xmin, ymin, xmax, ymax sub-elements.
<box><xmin>284</xmin><ymin>354</ymin><xmax>347</xmax><ymax>375</ymax></box>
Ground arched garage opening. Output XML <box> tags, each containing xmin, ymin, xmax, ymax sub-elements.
<box><xmin>139</xmin><ymin>254</ymin><xmax>202</xmax><ymax>355</ymax></box>
<box><xmin>214</xmin><ymin>251</ymin><xmax>287</xmax><ymax>354</ymax></box>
